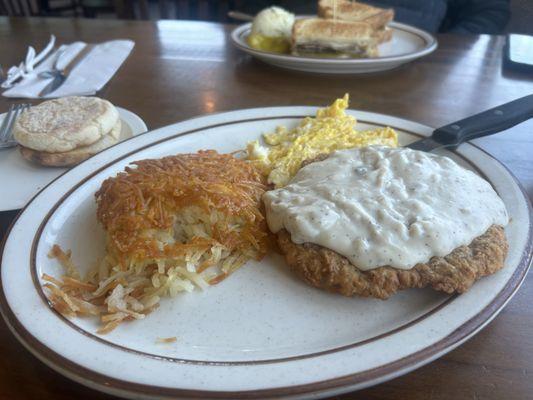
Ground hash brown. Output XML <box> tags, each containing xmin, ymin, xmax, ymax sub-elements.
<box><xmin>45</xmin><ymin>150</ymin><xmax>269</xmax><ymax>333</ymax></box>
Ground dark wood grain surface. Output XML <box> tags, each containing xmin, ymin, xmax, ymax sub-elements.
<box><xmin>0</xmin><ymin>16</ymin><xmax>532</xmax><ymax>400</ymax></box>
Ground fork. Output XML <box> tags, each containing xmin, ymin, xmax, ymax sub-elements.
<box><xmin>0</xmin><ymin>104</ymin><xmax>31</xmax><ymax>149</ymax></box>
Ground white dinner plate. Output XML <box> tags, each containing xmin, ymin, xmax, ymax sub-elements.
<box><xmin>0</xmin><ymin>107</ymin><xmax>531</xmax><ymax>399</ymax></box>
<box><xmin>231</xmin><ymin>21</ymin><xmax>438</xmax><ymax>74</ymax></box>
<box><xmin>0</xmin><ymin>107</ymin><xmax>147</xmax><ymax>212</ymax></box>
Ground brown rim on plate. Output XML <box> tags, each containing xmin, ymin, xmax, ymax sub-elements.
<box><xmin>0</xmin><ymin>114</ymin><xmax>531</xmax><ymax>398</ymax></box>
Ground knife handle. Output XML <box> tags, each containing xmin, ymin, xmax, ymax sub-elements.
<box><xmin>432</xmin><ymin>94</ymin><xmax>533</xmax><ymax>146</ymax></box>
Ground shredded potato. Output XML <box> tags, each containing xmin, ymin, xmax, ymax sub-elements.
<box><xmin>44</xmin><ymin>151</ymin><xmax>268</xmax><ymax>333</ymax></box>
<box><xmin>156</xmin><ymin>337</ymin><xmax>178</xmax><ymax>344</ymax></box>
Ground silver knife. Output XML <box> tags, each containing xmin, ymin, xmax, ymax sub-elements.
<box><xmin>227</xmin><ymin>11</ymin><xmax>254</xmax><ymax>21</ymax></box>
<box><xmin>407</xmin><ymin>94</ymin><xmax>533</xmax><ymax>152</ymax></box>
<box><xmin>39</xmin><ymin>44</ymin><xmax>95</xmax><ymax>97</ymax></box>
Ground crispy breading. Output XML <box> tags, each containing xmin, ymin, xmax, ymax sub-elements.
<box><xmin>277</xmin><ymin>225</ymin><xmax>508</xmax><ymax>299</ymax></box>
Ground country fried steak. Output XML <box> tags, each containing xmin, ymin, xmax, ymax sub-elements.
<box><xmin>277</xmin><ymin>225</ymin><xmax>508</xmax><ymax>299</ymax></box>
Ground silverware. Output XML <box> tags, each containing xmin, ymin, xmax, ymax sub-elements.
<box><xmin>0</xmin><ymin>104</ymin><xmax>31</xmax><ymax>149</ymax></box>
<box><xmin>227</xmin><ymin>11</ymin><xmax>254</xmax><ymax>22</ymax></box>
<box><xmin>38</xmin><ymin>44</ymin><xmax>95</xmax><ymax>97</ymax></box>
<box><xmin>407</xmin><ymin>94</ymin><xmax>533</xmax><ymax>152</ymax></box>
<box><xmin>1</xmin><ymin>35</ymin><xmax>57</xmax><ymax>89</ymax></box>
<box><xmin>38</xmin><ymin>47</ymin><xmax>66</xmax><ymax>79</ymax></box>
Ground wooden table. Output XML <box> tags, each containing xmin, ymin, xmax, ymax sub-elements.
<box><xmin>0</xmin><ymin>16</ymin><xmax>532</xmax><ymax>400</ymax></box>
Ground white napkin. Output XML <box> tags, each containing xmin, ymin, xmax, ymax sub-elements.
<box><xmin>2</xmin><ymin>40</ymin><xmax>134</xmax><ymax>99</ymax></box>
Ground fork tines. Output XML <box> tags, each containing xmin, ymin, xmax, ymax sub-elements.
<box><xmin>0</xmin><ymin>103</ymin><xmax>31</xmax><ymax>147</ymax></box>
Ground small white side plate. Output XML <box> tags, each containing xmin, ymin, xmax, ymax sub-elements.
<box><xmin>231</xmin><ymin>21</ymin><xmax>438</xmax><ymax>74</ymax></box>
<box><xmin>0</xmin><ymin>107</ymin><xmax>147</xmax><ymax>211</ymax></box>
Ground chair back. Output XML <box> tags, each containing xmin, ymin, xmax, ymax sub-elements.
<box><xmin>508</xmin><ymin>0</ymin><xmax>533</xmax><ymax>34</ymax></box>
<box><xmin>117</xmin><ymin>0</ymin><xmax>237</xmax><ymax>21</ymax></box>
<box><xmin>0</xmin><ymin>0</ymin><xmax>41</xmax><ymax>15</ymax></box>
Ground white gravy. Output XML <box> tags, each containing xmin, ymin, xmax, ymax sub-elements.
<box><xmin>263</xmin><ymin>146</ymin><xmax>508</xmax><ymax>270</ymax></box>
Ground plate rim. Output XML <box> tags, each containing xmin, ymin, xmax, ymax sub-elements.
<box><xmin>0</xmin><ymin>107</ymin><xmax>531</xmax><ymax>399</ymax></box>
<box><xmin>230</xmin><ymin>20</ymin><xmax>438</xmax><ymax>64</ymax></box>
<box><xmin>116</xmin><ymin>106</ymin><xmax>148</xmax><ymax>135</ymax></box>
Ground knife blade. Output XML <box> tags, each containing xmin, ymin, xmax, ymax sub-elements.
<box><xmin>38</xmin><ymin>73</ymin><xmax>66</xmax><ymax>97</ymax></box>
<box><xmin>38</xmin><ymin>44</ymin><xmax>95</xmax><ymax>97</ymax></box>
<box><xmin>407</xmin><ymin>94</ymin><xmax>533</xmax><ymax>152</ymax></box>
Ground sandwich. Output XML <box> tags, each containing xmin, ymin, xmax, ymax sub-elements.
<box><xmin>292</xmin><ymin>18</ymin><xmax>383</xmax><ymax>57</ymax></box>
<box><xmin>318</xmin><ymin>0</ymin><xmax>394</xmax><ymax>30</ymax></box>
<box><xmin>318</xmin><ymin>0</ymin><xmax>393</xmax><ymax>46</ymax></box>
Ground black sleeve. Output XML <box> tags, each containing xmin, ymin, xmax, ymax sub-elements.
<box><xmin>445</xmin><ymin>0</ymin><xmax>510</xmax><ymax>34</ymax></box>
<box><xmin>237</xmin><ymin>0</ymin><xmax>280</xmax><ymax>15</ymax></box>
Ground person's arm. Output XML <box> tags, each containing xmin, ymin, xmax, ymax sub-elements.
<box><xmin>237</xmin><ymin>0</ymin><xmax>279</xmax><ymax>15</ymax></box>
<box><xmin>446</xmin><ymin>0</ymin><xmax>510</xmax><ymax>34</ymax></box>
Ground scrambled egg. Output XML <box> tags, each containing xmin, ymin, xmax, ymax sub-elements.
<box><xmin>247</xmin><ymin>94</ymin><xmax>398</xmax><ymax>187</ymax></box>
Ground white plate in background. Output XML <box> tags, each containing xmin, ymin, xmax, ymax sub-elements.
<box><xmin>0</xmin><ymin>107</ymin><xmax>147</xmax><ymax>211</ymax></box>
<box><xmin>231</xmin><ymin>21</ymin><xmax>438</xmax><ymax>74</ymax></box>
<box><xmin>0</xmin><ymin>107</ymin><xmax>530</xmax><ymax>399</ymax></box>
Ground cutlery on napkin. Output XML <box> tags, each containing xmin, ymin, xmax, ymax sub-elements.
<box><xmin>1</xmin><ymin>35</ymin><xmax>56</xmax><ymax>89</ymax></box>
<box><xmin>38</xmin><ymin>44</ymin><xmax>95</xmax><ymax>97</ymax></box>
<box><xmin>2</xmin><ymin>40</ymin><xmax>135</xmax><ymax>99</ymax></box>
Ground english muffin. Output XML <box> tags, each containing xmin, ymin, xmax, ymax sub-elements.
<box><xmin>14</xmin><ymin>96</ymin><xmax>119</xmax><ymax>153</ymax></box>
<box><xmin>19</xmin><ymin>120</ymin><xmax>121</xmax><ymax>167</ymax></box>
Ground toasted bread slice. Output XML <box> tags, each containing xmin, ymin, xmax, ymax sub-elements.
<box><xmin>376</xmin><ymin>26</ymin><xmax>393</xmax><ymax>44</ymax></box>
<box><xmin>318</xmin><ymin>0</ymin><xmax>394</xmax><ymax>30</ymax></box>
<box><xmin>292</xmin><ymin>18</ymin><xmax>380</xmax><ymax>57</ymax></box>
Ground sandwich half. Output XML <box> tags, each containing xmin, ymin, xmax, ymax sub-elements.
<box><xmin>318</xmin><ymin>0</ymin><xmax>394</xmax><ymax>30</ymax></box>
<box><xmin>292</xmin><ymin>18</ymin><xmax>382</xmax><ymax>57</ymax></box>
